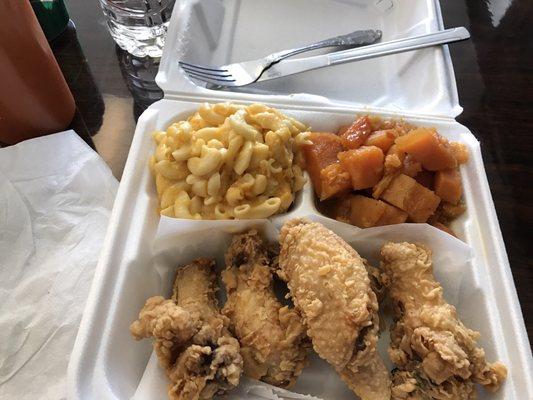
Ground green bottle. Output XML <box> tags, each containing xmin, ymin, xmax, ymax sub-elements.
<box><xmin>30</xmin><ymin>0</ymin><xmax>70</xmax><ymax>41</ymax></box>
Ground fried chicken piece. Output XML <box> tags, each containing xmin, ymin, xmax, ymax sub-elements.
<box><xmin>222</xmin><ymin>230</ymin><xmax>308</xmax><ymax>387</ymax></box>
<box><xmin>279</xmin><ymin>219</ymin><xmax>391</xmax><ymax>400</ymax></box>
<box><xmin>130</xmin><ymin>258</ymin><xmax>243</xmax><ymax>400</ymax></box>
<box><xmin>380</xmin><ymin>242</ymin><xmax>507</xmax><ymax>400</ymax></box>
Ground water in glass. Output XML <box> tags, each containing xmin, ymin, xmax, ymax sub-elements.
<box><xmin>100</xmin><ymin>0</ymin><xmax>175</xmax><ymax>58</ymax></box>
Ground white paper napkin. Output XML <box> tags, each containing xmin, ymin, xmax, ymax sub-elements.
<box><xmin>0</xmin><ymin>131</ymin><xmax>118</xmax><ymax>400</ymax></box>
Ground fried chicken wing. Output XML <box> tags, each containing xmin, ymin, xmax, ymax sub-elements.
<box><xmin>222</xmin><ymin>230</ymin><xmax>308</xmax><ymax>387</ymax></box>
<box><xmin>380</xmin><ymin>242</ymin><xmax>507</xmax><ymax>400</ymax></box>
<box><xmin>279</xmin><ymin>219</ymin><xmax>391</xmax><ymax>400</ymax></box>
<box><xmin>130</xmin><ymin>258</ymin><xmax>243</xmax><ymax>400</ymax></box>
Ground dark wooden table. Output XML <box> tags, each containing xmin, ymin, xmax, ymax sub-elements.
<box><xmin>54</xmin><ymin>0</ymin><xmax>532</xmax><ymax>341</ymax></box>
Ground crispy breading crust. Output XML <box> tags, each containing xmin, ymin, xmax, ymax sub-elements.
<box><xmin>279</xmin><ymin>219</ymin><xmax>391</xmax><ymax>400</ymax></box>
<box><xmin>381</xmin><ymin>242</ymin><xmax>507</xmax><ymax>400</ymax></box>
<box><xmin>222</xmin><ymin>230</ymin><xmax>308</xmax><ymax>387</ymax></box>
<box><xmin>130</xmin><ymin>258</ymin><xmax>243</xmax><ymax>400</ymax></box>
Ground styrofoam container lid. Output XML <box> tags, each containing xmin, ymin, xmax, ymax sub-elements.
<box><xmin>158</xmin><ymin>0</ymin><xmax>462</xmax><ymax>118</ymax></box>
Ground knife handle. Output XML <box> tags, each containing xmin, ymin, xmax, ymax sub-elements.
<box><xmin>265</xmin><ymin>29</ymin><xmax>382</xmax><ymax>66</ymax></box>
<box><xmin>328</xmin><ymin>27</ymin><xmax>470</xmax><ymax>66</ymax></box>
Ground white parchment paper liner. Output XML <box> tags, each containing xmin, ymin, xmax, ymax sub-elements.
<box><xmin>131</xmin><ymin>215</ymin><xmax>470</xmax><ymax>400</ymax></box>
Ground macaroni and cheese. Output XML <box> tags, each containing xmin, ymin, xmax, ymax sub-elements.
<box><xmin>150</xmin><ymin>103</ymin><xmax>309</xmax><ymax>219</ymax></box>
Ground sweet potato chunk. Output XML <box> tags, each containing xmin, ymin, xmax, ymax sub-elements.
<box><xmin>386</xmin><ymin>144</ymin><xmax>406</xmax><ymax>163</ymax></box>
<box><xmin>415</xmin><ymin>170</ymin><xmax>434</xmax><ymax>189</ymax></box>
<box><xmin>450</xmin><ymin>142</ymin><xmax>469</xmax><ymax>164</ymax></box>
<box><xmin>372</xmin><ymin>173</ymin><xmax>396</xmax><ymax>199</ymax></box>
<box><xmin>333</xmin><ymin>196</ymin><xmax>352</xmax><ymax>223</ymax></box>
<box><xmin>370</xmin><ymin>118</ymin><xmax>414</xmax><ymax>135</ymax></box>
<box><xmin>316</xmin><ymin>197</ymin><xmax>351</xmax><ymax>224</ymax></box>
<box><xmin>338</xmin><ymin>146</ymin><xmax>384</xmax><ymax>190</ymax></box>
<box><xmin>384</xmin><ymin>154</ymin><xmax>403</xmax><ymax>175</ymax></box>
<box><xmin>303</xmin><ymin>132</ymin><xmax>344</xmax><ymax>196</ymax></box>
<box><xmin>339</xmin><ymin>116</ymin><xmax>373</xmax><ymax>149</ymax></box>
<box><xmin>395</xmin><ymin>128</ymin><xmax>457</xmax><ymax>171</ymax></box>
<box><xmin>434</xmin><ymin>168</ymin><xmax>462</xmax><ymax>204</ymax></box>
<box><xmin>439</xmin><ymin>202</ymin><xmax>466</xmax><ymax>220</ymax></box>
<box><xmin>376</xmin><ymin>203</ymin><xmax>408</xmax><ymax>226</ymax></box>
<box><xmin>380</xmin><ymin>173</ymin><xmax>441</xmax><ymax>222</ymax></box>
<box><xmin>402</xmin><ymin>154</ymin><xmax>423</xmax><ymax>177</ymax></box>
<box><xmin>319</xmin><ymin>162</ymin><xmax>351</xmax><ymax>200</ymax></box>
<box><xmin>304</xmin><ymin>132</ymin><xmax>344</xmax><ymax>168</ymax></box>
<box><xmin>337</xmin><ymin>125</ymin><xmax>351</xmax><ymax>136</ymax></box>
<box><xmin>349</xmin><ymin>195</ymin><xmax>386</xmax><ymax>228</ymax></box>
<box><xmin>364</xmin><ymin>129</ymin><xmax>397</xmax><ymax>152</ymax></box>
<box><xmin>349</xmin><ymin>195</ymin><xmax>407</xmax><ymax>228</ymax></box>
<box><xmin>307</xmin><ymin>117</ymin><xmax>468</xmax><ymax>229</ymax></box>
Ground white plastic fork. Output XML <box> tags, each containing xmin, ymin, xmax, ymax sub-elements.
<box><xmin>178</xmin><ymin>29</ymin><xmax>382</xmax><ymax>86</ymax></box>
<box><xmin>179</xmin><ymin>27</ymin><xmax>470</xmax><ymax>87</ymax></box>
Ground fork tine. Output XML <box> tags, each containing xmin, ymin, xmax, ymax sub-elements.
<box><xmin>179</xmin><ymin>61</ymin><xmax>229</xmax><ymax>74</ymax></box>
<box><xmin>183</xmin><ymin>69</ymin><xmax>235</xmax><ymax>82</ymax></box>
<box><xmin>184</xmin><ymin>70</ymin><xmax>236</xmax><ymax>86</ymax></box>
<box><xmin>180</xmin><ymin>64</ymin><xmax>233</xmax><ymax>78</ymax></box>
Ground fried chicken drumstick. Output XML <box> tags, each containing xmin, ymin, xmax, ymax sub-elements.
<box><xmin>279</xmin><ymin>219</ymin><xmax>391</xmax><ymax>400</ymax></box>
<box><xmin>380</xmin><ymin>242</ymin><xmax>507</xmax><ymax>400</ymax></box>
<box><xmin>130</xmin><ymin>258</ymin><xmax>243</xmax><ymax>400</ymax></box>
<box><xmin>222</xmin><ymin>230</ymin><xmax>308</xmax><ymax>387</ymax></box>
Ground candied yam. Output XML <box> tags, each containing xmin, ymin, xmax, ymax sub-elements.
<box><xmin>384</xmin><ymin>154</ymin><xmax>402</xmax><ymax>174</ymax></box>
<box><xmin>415</xmin><ymin>170</ymin><xmax>434</xmax><ymax>189</ymax></box>
<box><xmin>376</xmin><ymin>202</ymin><xmax>408</xmax><ymax>226</ymax></box>
<box><xmin>395</xmin><ymin>128</ymin><xmax>457</xmax><ymax>171</ymax></box>
<box><xmin>367</xmin><ymin>115</ymin><xmax>385</xmax><ymax>130</ymax></box>
<box><xmin>403</xmin><ymin>185</ymin><xmax>441</xmax><ymax>223</ymax></box>
<box><xmin>319</xmin><ymin>162</ymin><xmax>351</xmax><ymax>200</ymax></box>
<box><xmin>339</xmin><ymin>116</ymin><xmax>373</xmax><ymax>149</ymax></box>
<box><xmin>337</xmin><ymin>124</ymin><xmax>351</xmax><ymax>136</ymax></box>
<box><xmin>333</xmin><ymin>196</ymin><xmax>352</xmax><ymax>223</ymax></box>
<box><xmin>364</xmin><ymin>129</ymin><xmax>397</xmax><ymax>152</ymax></box>
<box><xmin>402</xmin><ymin>154</ymin><xmax>423</xmax><ymax>177</ymax></box>
<box><xmin>349</xmin><ymin>195</ymin><xmax>407</xmax><ymax>228</ymax></box>
<box><xmin>338</xmin><ymin>146</ymin><xmax>384</xmax><ymax>190</ymax></box>
<box><xmin>434</xmin><ymin>168</ymin><xmax>463</xmax><ymax>204</ymax></box>
<box><xmin>440</xmin><ymin>201</ymin><xmax>466</xmax><ymax>220</ymax></box>
<box><xmin>304</xmin><ymin>132</ymin><xmax>344</xmax><ymax>168</ymax></box>
<box><xmin>450</xmin><ymin>142</ymin><xmax>469</xmax><ymax>164</ymax></box>
<box><xmin>366</xmin><ymin>116</ymin><xmax>414</xmax><ymax>134</ymax></box>
<box><xmin>431</xmin><ymin>203</ymin><xmax>456</xmax><ymax>225</ymax></box>
<box><xmin>380</xmin><ymin>173</ymin><xmax>441</xmax><ymax>222</ymax></box>
<box><xmin>349</xmin><ymin>195</ymin><xmax>388</xmax><ymax>228</ymax></box>
<box><xmin>380</xmin><ymin>174</ymin><xmax>418</xmax><ymax>210</ymax></box>
<box><xmin>386</xmin><ymin>144</ymin><xmax>406</xmax><ymax>162</ymax></box>
<box><xmin>402</xmin><ymin>184</ymin><xmax>441</xmax><ymax>223</ymax></box>
<box><xmin>393</xmin><ymin>120</ymin><xmax>415</xmax><ymax>136</ymax></box>
<box><xmin>318</xmin><ymin>196</ymin><xmax>352</xmax><ymax>223</ymax></box>
<box><xmin>372</xmin><ymin>173</ymin><xmax>396</xmax><ymax>199</ymax></box>
<box><xmin>303</xmin><ymin>132</ymin><xmax>344</xmax><ymax>196</ymax></box>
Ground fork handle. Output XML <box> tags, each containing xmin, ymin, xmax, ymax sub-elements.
<box><xmin>265</xmin><ymin>29</ymin><xmax>382</xmax><ymax>65</ymax></box>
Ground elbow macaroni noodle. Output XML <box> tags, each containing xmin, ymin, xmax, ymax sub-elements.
<box><xmin>150</xmin><ymin>103</ymin><xmax>310</xmax><ymax>219</ymax></box>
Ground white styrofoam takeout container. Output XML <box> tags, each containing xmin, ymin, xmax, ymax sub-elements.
<box><xmin>67</xmin><ymin>0</ymin><xmax>533</xmax><ymax>399</ymax></box>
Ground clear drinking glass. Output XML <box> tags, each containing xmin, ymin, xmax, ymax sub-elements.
<box><xmin>100</xmin><ymin>0</ymin><xmax>176</xmax><ymax>58</ymax></box>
